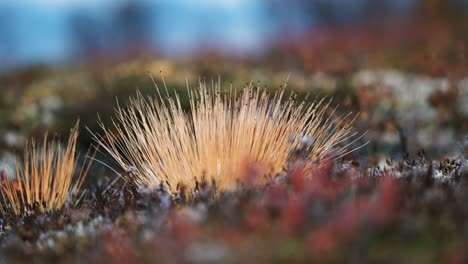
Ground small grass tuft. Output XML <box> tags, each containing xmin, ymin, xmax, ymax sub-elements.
<box><xmin>0</xmin><ymin>121</ymin><xmax>91</xmax><ymax>216</ymax></box>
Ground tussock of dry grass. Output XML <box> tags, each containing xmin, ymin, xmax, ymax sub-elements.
<box><xmin>94</xmin><ymin>81</ymin><xmax>362</xmax><ymax>193</ymax></box>
<box><xmin>0</xmin><ymin>122</ymin><xmax>90</xmax><ymax>216</ymax></box>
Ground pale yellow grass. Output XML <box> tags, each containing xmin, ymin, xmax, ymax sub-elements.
<box><xmin>0</xmin><ymin>122</ymin><xmax>91</xmax><ymax>216</ymax></box>
<box><xmin>94</xmin><ymin>81</ymin><xmax>362</xmax><ymax>193</ymax></box>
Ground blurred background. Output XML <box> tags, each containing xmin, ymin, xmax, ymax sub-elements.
<box><xmin>0</xmin><ymin>0</ymin><xmax>467</xmax><ymax>72</ymax></box>
<box><xmin>0</xmin><ymin>0</ymin><xmax>467</xmax><ymax>170</ymax></box>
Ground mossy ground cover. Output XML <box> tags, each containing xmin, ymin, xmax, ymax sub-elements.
<box><xmin>0</xmin><ymin>61</ymin><xmax>467</xmax><ymax>263</ymax></box>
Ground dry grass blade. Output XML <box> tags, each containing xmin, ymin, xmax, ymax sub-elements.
<box><xmin>0</xmin><ymin>121</ymin><xmax>91</xmax><ymax>216</ymax></box>
<box><xmin>93</xmin><ymin>81</ymin><xmax>363</xmax><ymax>193</ymax></box>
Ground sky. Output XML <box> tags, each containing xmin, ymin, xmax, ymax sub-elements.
<box><xmin>0</xmin><ymin>0</ymin><xmax>266</xmax><ymax>69</ymax></box>
<box><xmin>0</xmin><ymin>0</ymin><xmax>424</xmax><ymax>71</ymax></box>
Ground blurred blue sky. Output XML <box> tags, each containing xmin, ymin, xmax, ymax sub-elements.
<box><xmin>0</xmin><ymin>0</ymin><xmax>447</xmax><ymax>71</ymax></box>
<box><xmin>0</xmin><ymin>0</ymin><xmax>270</xmax><ymax>69</ymax></box>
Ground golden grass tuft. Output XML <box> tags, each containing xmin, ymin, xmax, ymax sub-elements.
<box><xmin>94</xmin><ymin>81</ymin><xmax>363</xmax><ymax>193</ymax></box>
<box><xmin>0</xmin><ymin>122</ymin><xmax>91</xmax><ymax>216</ymax></box>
